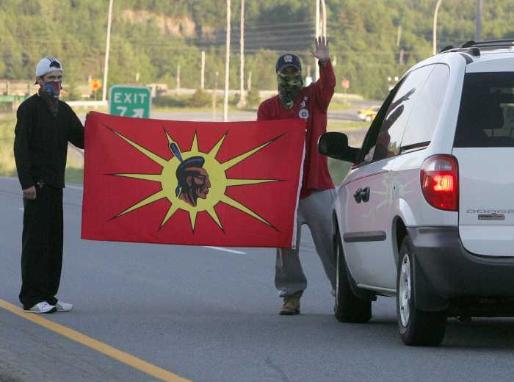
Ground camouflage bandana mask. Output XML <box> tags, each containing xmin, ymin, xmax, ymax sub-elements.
<box><xmin>277</xmin><ymin>72</ymin><xmax>303</xmax><ymax>109</ymax></box>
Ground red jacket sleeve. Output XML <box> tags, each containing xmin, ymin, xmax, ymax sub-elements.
<box><xmin>312</xmin><ymin>60</ymin><xmax>336</xmax><ymax>112</ymax></box>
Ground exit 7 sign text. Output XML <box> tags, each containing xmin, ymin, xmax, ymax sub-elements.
<box><xmin>109</xmin><ymin>85</ymin><xmax>151</xmax><ymax>118</ymax></box>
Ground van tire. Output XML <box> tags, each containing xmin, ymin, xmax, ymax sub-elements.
<box><xmin>397</xmin><ymin>236</ymin><xmax>447</xmax><ymax>346</ymax></box>
<box><xmin>334</xmin><ymin>234</ymin><xmax>372</xmax><ymax>323</ymax></box>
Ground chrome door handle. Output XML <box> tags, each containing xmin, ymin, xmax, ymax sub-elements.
<box><xmin>353</xmin><ymin>188</ymin><xmax>362</xmax><ymax>203</ymax></box>
<box><xmin>361</xmin><ymin>187</ymin><xmax>370</xmax><ymax>203</ymax></box>
<box><xmin>353</xmin><ymin>187</ymin><xmax>370</xmax><ymax>203</ymax></box>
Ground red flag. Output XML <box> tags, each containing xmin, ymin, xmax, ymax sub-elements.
<box><xmin>81</xmin><ymin>112</ymin><xmax>306</xmax><ymax>248</ymax></box>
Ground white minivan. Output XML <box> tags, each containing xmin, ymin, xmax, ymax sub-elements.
<box><xmin>319</xmin><ymin>40</ymin><xmax>514</xmax><ymax>346</ymax></box>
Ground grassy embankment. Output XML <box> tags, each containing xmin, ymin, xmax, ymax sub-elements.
<box><xmin>0</xmin><ymin>114</ymin><xmax>84</xmax><ymax>185</ymax></box>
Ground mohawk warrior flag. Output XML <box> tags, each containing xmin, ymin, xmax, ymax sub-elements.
<box><xmin>81</xmin><ymin>112</ymin><xmax>306</xmax><ymax>248</ymax></box>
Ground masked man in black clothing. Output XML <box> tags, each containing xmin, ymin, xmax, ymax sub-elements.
<box><xmin>14</xmin><ymin>56</ymin><xmax>84</xmax><ymax>314</ymax></box>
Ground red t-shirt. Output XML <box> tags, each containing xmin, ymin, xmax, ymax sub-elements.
<box><xmin>257</xmin><ymin>61</ymin><xmax>335</xmax><ymax>198</ymax></box>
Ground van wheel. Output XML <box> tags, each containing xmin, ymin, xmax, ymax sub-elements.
<box><xmin>334</xmin><ymin>234</ymin><xmax>372</xmax><ymax>323</ymax></box>
<box><xmin>397</xmin><ymin>236</ymin><xmax>446</xmax><ymax>346</ymax></box>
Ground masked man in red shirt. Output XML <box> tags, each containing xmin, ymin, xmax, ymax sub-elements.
<box><xmin>257</xmin><ymin>38</ymin><xmax>337</xmax><ymax>315</ymax></box>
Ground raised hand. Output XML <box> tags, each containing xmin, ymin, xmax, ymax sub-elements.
<box><xmin>313</xmin><ymin>37</ymin><xmax>330</xmax><ymax>63</ymax></box>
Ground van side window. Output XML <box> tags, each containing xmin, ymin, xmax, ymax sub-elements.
<box><xmin>357</xmin><ymin>81</ymin><xmax>404</xmax><ymax>164</ymax></box>
<box><xmin>455</xmin><ymin>72</ymin><xmax>514</xmax><ymax>148</ymax></box>
<box><xmin>401</xmin><ymin>64</ymin><xmax>450</xmax><ymax>151</ymax></box>
<box><xmin>372</xmin><ymin>66</ymin><xmax>433</xmax><ymax>162</ymax></box>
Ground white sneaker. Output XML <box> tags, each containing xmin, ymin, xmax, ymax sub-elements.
<box><xmin>25</xmin><ymin>302</ymin><xmax>56</xmax><ymax>314</ymax></box>
<box><xmin>55</xmin><ymin>301</ymin><xmax>73</xmax><ymax>312</ymax></box>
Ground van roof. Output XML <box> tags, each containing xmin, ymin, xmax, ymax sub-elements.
<box><xmin>405</xmin><ymin>40</ymin><xmax>514</xmax><ymax>76</ymax></box>
<box><xmin>439</xmin><ymin>40</ymin><xmax>514</xmax><ymax>64</ymax></box>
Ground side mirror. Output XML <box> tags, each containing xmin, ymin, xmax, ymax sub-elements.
<box><xmin>318</xmin><ymin>132</ymin><xmax>360</xmax><ymax>163</ymax></box>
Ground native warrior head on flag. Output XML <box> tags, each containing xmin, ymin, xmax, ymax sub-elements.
<box><xmin>170</xmin><ymin>141</ymin><xmax>211</xmax><ymax>207</ymax></box>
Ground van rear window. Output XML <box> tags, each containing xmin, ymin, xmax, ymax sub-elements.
<box><xmin>454</xmin><ymin>72</ymin><xmax>514</xmax><ymax>147</ymax></box>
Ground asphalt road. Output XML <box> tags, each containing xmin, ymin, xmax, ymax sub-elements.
<box><xmin>149</xmin><ymin>110</ymin><xmax>368</xmax><ymax>147</ymax></box>
<box><xmin>150</xmin><ymin>100</ymin><xmax>376</xmax><ymax>123</ymax></box>
<box><xmin>154</xmin><ymin>109</ymin><xmax>369</xmax><ymax>150</ymax></box>
<box><xmin>151</xmin><ymin>110</ymin><xmax>364</xmax><ymax>122</ymax></box>
<box><xmin>2</xmin><ymin>177</ymin><xmax>514</xmax><ymax>381</ymax></box>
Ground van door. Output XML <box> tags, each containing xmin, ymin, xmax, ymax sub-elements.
<box><xmin>453</xmin><ymin>68</ymin><xmax>514</xmax><ymax>257</ymax></box>
<box><xmin>342</xmin><ymin>66</ymin><xmax>433</xmax><ymax>290</ymax></box>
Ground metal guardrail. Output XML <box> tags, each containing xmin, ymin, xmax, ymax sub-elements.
<box><xmin>67</xmin><ymin>100</ymin><xmax>107</xmax><ymax>108</ymax></box>
<box><xmin>1</xmin><ymin>91</ymin><xmax>363</xmax><ymax>112</ymax></box>
<box><xmin>0</xmin><ymin>95</ymin><xmax>27</xmax><ymax>103</ymax></box>
<box><xmin>0</xmin><ymin>97</ymin><xmax>107</xmax><ymax>113</ymax></box>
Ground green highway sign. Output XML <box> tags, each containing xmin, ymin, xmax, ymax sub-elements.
<box><xmin>109</xmin><ymin>85</ymin><xmax>151</xmax><ymax>118</ymax></box>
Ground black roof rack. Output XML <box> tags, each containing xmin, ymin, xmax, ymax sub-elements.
<box><xmin>463</xmin><ymin>39</ymin><xmax>514</xmax><ymax>48</ymax></box>
<box><xmin>440</xmin><ymin>39</ymin><xmax>514</xmax><ymax>59</ymax></box>
<box><xmin>440</xmin><ymin>45</ymin><xmax>455</xmax><ymax>52</ymax></box>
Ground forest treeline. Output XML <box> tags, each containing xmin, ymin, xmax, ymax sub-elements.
<box><xmin>1</xmin><ymin>0</ymin><xmax>514</xmax><ymax>98</ymax></box>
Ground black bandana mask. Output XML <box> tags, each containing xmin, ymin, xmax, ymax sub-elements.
<box><xmin>277</xmin><ymin>72</ymin><xmax>303</xmax><ymax>109</ymax></box>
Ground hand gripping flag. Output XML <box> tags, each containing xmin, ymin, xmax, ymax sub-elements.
<box><xmin>81</xmin><ymin>112</ymin><xmax>306</xmax><ymax>248</ymax></box>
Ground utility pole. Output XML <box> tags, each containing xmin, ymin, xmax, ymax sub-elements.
<box><xmin>212</xmin><ymin>71</ymin><xmax>219</xmax><ymax>121</ymax></box>
<box><xmin>102</xmin><ymin>0</ymin><xmax>114</xmax><ymax>102</ymax></box>
<box><xmin>314</xmin><ymin>0</ymin><xmax>327</xmax><ymax>81</ymax></box>
<box><xmin>475</xmin><ymin>0</ymin><xmax>483</xmax><ymax>42</ymax></box>
<box><xmin>201</xmin><ymin>51</ymin><xmax>205</xmax><ymax>90</ymax></box>
<box><xmin>314</xmin><ymin>0</ymin><xmax>320</xmax><ymax>81</ymax></box>
<box><xmin>237</xmin><ymin>0</ymin><xmax>246</xmax><ymax>108</ymax></box>
<box><xmin>223</xmin><ymin>0</ymin><xmax>231</xmax><ymax>122</ymax></box>
<box><xmin>321</xmin><ymin>0</ymin><xmax>327</xmax><ymax>38</ymax></box>
<box><xmin>432</xmin><ymin>0</ymin><xmax>443</xmax><ymax>55</ymax></box>
<box><xmin>399</xmin><ymin>49</ymin><xmax>405</xmax><ymax>65</ymax></box>
<box><xmin>247</xmin><ymin>71</ymin><xmax>252</xmax><ymax>91</ymax></box>
<box><xmin>397</xmin><ymin>24</ymin><xmax>403</xmax><ymax>65</ymax></box>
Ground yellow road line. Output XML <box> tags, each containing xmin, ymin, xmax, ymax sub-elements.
<box><xmin>0</xmin><ymin>298</ymin><xmax>192</xmax><ymax>382</ymax></box>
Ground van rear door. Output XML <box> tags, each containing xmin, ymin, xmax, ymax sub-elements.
<box><xmin>453</xmin><ymin>66</ymin><xmax>514</xmax><ymax>257</ymax></box>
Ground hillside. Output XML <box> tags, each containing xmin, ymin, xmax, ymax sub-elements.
<box><xmin>1</xmin><ymin>0</ymin><xmax>514</xmax><ymax>98</ymax></box>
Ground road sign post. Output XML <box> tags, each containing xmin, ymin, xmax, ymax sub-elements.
<box><xmin>109</xmin><ymin>85</ymin><xmax>151</xmax><ymax>118</ymax></box>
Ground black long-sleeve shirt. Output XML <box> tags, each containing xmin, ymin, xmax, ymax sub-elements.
<box><xmin>14</xmin><ymin>94</ymin><xmax>84</xmax><ymax>189</ymax></box>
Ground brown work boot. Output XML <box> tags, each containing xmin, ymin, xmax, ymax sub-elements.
<box><xmin>279</xmin><ymin>295</ymin><xmax>300</xmax><ymax>315</ymax></box>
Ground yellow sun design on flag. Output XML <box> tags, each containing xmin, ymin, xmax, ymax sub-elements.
<box><xmin>108</xmin><ymin>127</ymin><xmax>279</xmax><ymax>230</ymax></box>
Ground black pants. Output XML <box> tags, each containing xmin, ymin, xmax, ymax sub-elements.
<box><xmin>19</xmin><ymin>185</ymin><xmax>63</xmax><ymax>309</ymax></box>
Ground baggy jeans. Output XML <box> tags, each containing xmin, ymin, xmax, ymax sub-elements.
<box><xmin>19</xmin><ymin>185</ymin><xmax>63</xmax><ymax>309</ymax></box>
<box><xmin>275</xmin><ymin>189</ymin><xmax>337</xmax><ymax>298</ymax></box>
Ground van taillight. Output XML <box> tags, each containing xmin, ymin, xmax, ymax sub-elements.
<box><xmin>420</xmin><ymin>155</ymin><xmax>459</xmax><ymax>211</ymax></box>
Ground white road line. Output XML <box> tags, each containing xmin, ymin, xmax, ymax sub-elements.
<box><xmin>203</xmin><ymin>246</ymin><xmax>246</xmax><ymax>255</ymax></box>
<box><xmin>66</xmin><ymin>184</ymin><xmax>84</xmax><ymax>190</ymax></box>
